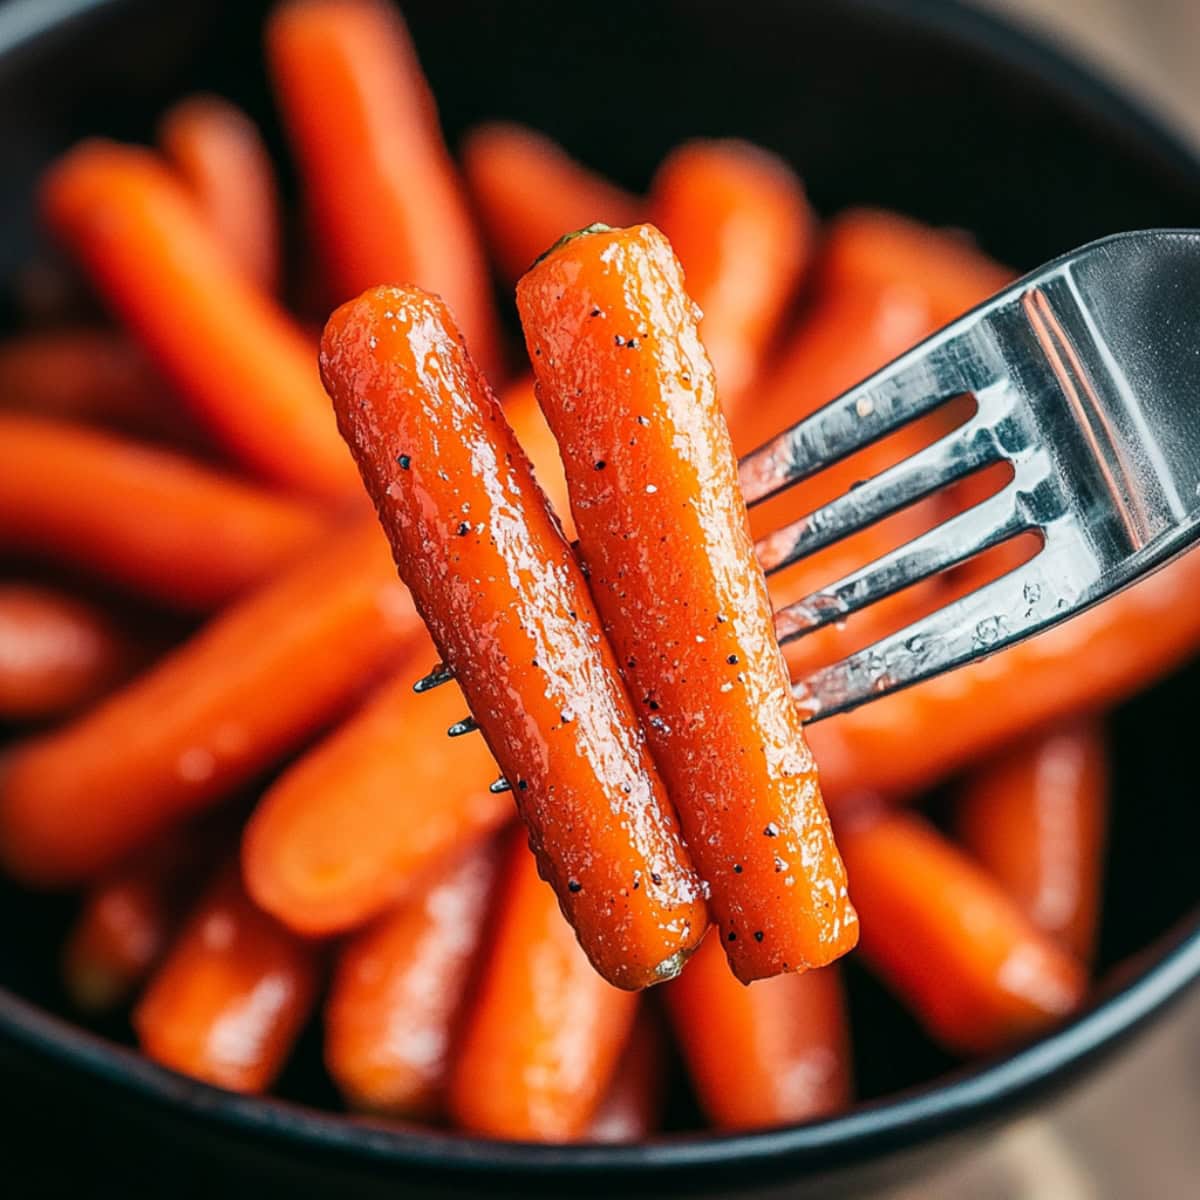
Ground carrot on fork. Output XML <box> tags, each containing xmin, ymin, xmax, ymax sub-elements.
<box><xmin>321</xmin><ymin>284</ymin><xmax>706</xmax><ymax>990</ymax></box>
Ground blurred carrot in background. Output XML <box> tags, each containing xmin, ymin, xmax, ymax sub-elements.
<box><xmin>588</xmin><ymin>1010</ymin><xmax>667</xmax><ymax>1143</ymax></box>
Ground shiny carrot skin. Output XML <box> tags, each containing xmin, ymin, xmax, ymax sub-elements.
<box><xmin>650</xmin><ymin>139</ymin><xmax>814</xmax><ymax>411</ymax></box>
<box><xmin>321</xmin><ymin>285</ymin><xmax>705</xmax><ymax>990</ymax></box>
<box><xmin>267</xmin><ymin>0</ymin><xmax>501</xmax><ymax>376</ymax></box>
<box><xmin>839</xmin><ymin>810</ymin><xmax>1087</xmax><ymax>1055</ymax></box>
<box><xmin>324</xmin><ymin>838</ymin><xmax>502</xmax><ymax>1117</ymax></box>
<box><xmin>667</xmin><ymin>933</ymin><xmax>851</xmax><ymax>1130</ymax></box>
<box><xmin>956</xmin><ymin>718</ymin><xmax>1108</xmax><ymax>963</ymax></box>
<box><xmin>518</xmin><ymin>224</ymin><xmax>856</xmax><ymax>982</ymax></box>
<box><xmin>587</xmin><ymin>1009</ymin><xmax>666</xmax><ymax>1143</ymax></box>
<box><xmin>0</xmin><ymin>519</ymin><xmax>417</xmax><ymax>887</ymax></box>
<box><xmin>133</xmin><ymin>860</ymin><xmax>322</xmax><ymax>1093</ymax></box>
<box><xmin>0</xmin><ymin>414</ymin><xmax>329</xmax><ymax>611</ymax></box>
<box><xmin>40</xmin><ymin>140</ymin><xmax>357</xmax><ymax>501</ymax></box>
<box><xmin>448</xmin><ymin>830</ymin><xmax>639</xmax><ymax>1140</ymax></box>
<box><xmin>0</xmin><ymin>583</ymin><xmax>130</xmax><ymax>721</ymax></box>
<box><xmin>158</xmin><ymin>95</ymin><xmax>282</xmax><ymax>293</ymax></box>
<box><xmin>243</xmin><ymin>652</ymin><xmax>511</xmax><ymax>937</ymax></box>
<box><xmin>462</xmin><ymin>122</ymin><xmax>640</xmax><ymax>286</ymax></box>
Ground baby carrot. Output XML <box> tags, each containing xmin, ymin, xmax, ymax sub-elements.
<box><xmin>665</xmin><ymin>935</ymin><xmax>851</xmax><ymax>1130</ymax></box>
<box><xmin>324</xmin><ymin>838</ymin><xmax>502</xmax><ymax>1118</ymax></box>
<box><xmin>461</xmin><ymin>122</ymin><xmax>640</xmax><ymax>286</ymax></box>
<box><xmin>0</xmin><ymin>583</ymin><xmax>130</xmax><ymax>721</ymax></box>
<box><xmin>956</xmin><ymin>718</ymin><xmax>1108</xmax><ymax>963</ymax></box>
<box><xmin>0</xmin><ymin>519</ymin><xmax>417</xmax><ymax>887</ymax></box>
<box><xmin>243</xmin><ymin>651</ymin><xmax>511</xmax><ymax>937</ymax></box>
<box><xmin>650</xmin><ymin>139</ymin><xmax>814</xmax><ymax>412</ymax></box>
<box><xmin>321</xmin><ymin>285</ymin><xmax>706</xmax><ymax>989</ymax></box>
<box><xmin>518</xmin><ymin>224</ymin><xmax>856</xmax><ymax>982</ymax></box>
<box><xmin>267</xmin><ymin>0</ymin><xmax>501</xmax><ymax>376</ymax></box>
<box><xmin>158</xmin><ymin>95</ymin><xmax>282</xmax><ymax>293</ymax></box>
<box><xmin>448</xmin><ymin>830</ymin><xmax>640</xmax><ymax>1140</ymax></box>
<box><xmin>587</xmin><ymin>1010</ymin><xmax>666</xmax><ymax>1143</ymax></box>
<box><xmin>40</xmin><ymin>139</ymin><xmax>357</xmax><ymax>501</ymax></box>
<box><xmin>839</xmin><ymin>810</ymin><xmax>1087</xmax><ymax>1055</ymax></box>
<box><xmin>0</xmin><ymin>414</ymin><xmax>329</xmax><ymax>612</ymax></box>
<box><xmin>133</xmin><ymin>859</ymin><xmax>322</xmax><ymax>1093</ymax></box>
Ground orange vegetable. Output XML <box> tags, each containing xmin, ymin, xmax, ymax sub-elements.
<box><xmin>518</xmin><ymin>223</ymin><xmax>855</xmax><ymax>982</ymax></box>
<box><xmin>267</xmin><ymin>0</ymin><xmax>501</xmax><ymax>375</ymax></box>
<box><xmin>158</xmin><ymin>94</ymin><xmax>282</xmax><ymax>293</ymax></box>
<box><xmin>243</xmin><ymin>652</ymin><xmax>511</xmax><ymax>937</ymax></box>
<box><xmin>839</xmin><ymin>810</ymin><xmax>1087</xmax><ymax>1055</ymax></box>
<box><xmin>0</xmin><ymin>414</ymin><xmax>329</xmax><ymax>611</ymax></box>
<box><xmin>588</xmin><ymin>1010</ymin><xmax>666</xmax><ymax>1143</ymax></box>
<box><xmin>666</xmin><ymin>934</ymin><xmax>851</xmax><ymax>1130</ymax></box>
<box><xmin>650</xmin><ymin>139</ymin><xmax>814</xmax><ymax>411</ymax></box>
<box><xmin>462</xmin><ymin>122</ymin><xmax>640</xmax><ymax>286</ymax></box>
<box><xmin>321</xmin><ymin>284</ymin><xmax>705</xmax><ymax>989</ymax></box>
<box><xmin>133</xmin><ymin>860</ymin><xmax>322</xmax><ymax>1093</ymax></box>
<box><xmin>40</xmin><ymin>139</ymin><xmax>357</xmax><ymax>501</ymax></box>
<box><xmin>956</xmin><ymin>718</ymin><xmax>1107</xmax><ymax>963</ymax></box>
<box><xmin>0</xmin><ymin>583</ymin><xmax>130</xmax><ymax>721</ymax></box>
<box><xmin>448</xmin><ymin>830</ymin><xmax>639</xmax><ymax>1140</ymax></box>
<box><xmin>0</xmin><ymin>519</ymin><xmax>417</xmax><ymax>887</ymax></box>
<box><xmin>324</xmin><ymin>837</ymin><xmax>503</xmax><ymax>1117</ymax></box>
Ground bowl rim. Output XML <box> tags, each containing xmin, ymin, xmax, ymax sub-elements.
<box><xmin>2</xmin><ymin>0</ymin><xmax>1199</xmax><ymax>1185</ymax></box>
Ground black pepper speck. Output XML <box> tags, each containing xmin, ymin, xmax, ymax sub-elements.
<box><xmin>764</xmin><ymin>823</ymin><xmax>779</xmax><ymax>837</ymax></box>
<box><xmin>456</xmin><ymin>522</ymin><xmax>470</xmax><ymax>536</ymax></box>
<box><xmin>727</xmin><ymin>654</ymin><xmax>739</xmax><ymax>665</ymax></box>
<box><xmin>754</xmin><ymin>931</ymin><xmax>764</xmax><ymax>943</ymax></box>
<box><xmin>567</xmin><ymin>879</ymin><xmax>582</xmax><ymax>893</ymax></box>
<box><xmin>396</xmin><ymin>454</ymin><xmax>411</xmax><ymax>469</ymax></box>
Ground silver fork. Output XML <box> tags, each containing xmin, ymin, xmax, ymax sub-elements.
<box><xmin>741</xmin><ymin>228</ymin><xmax>1200</xmax><ymax>722</ymax></box>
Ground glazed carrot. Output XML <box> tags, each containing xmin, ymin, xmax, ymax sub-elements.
<box><xmin>324</xmin><ymin>838</ymin><xmax>502</xmax><ymax>1117</ymax></box>
<box><xmin>40</xmin><ymin>140</ymin><xmax>357</xmax><ymax>501</ymax></box>
<box><xmin>0</xmin><ymin>414</ymin><xmax>329</xmax><ymax>611</ymax></box>
<box><xmin>839</xmin><ymin>810</ymin><xmax>1087</xmax><ymax>1055</ymax></box>
<box><xmin>665</xmin><ymin>934</ymin><xmax>850</xmax><ymax>1130</ymax></box>
<box><xmin>267</xmin><ymin>0</ymin><xmax>501</xmax><ymax>376</ymax></box>
<box><xmin>243</xmin><ymin>652</ymin><xmax>511</xmax><ymax>937</ymax></box>
<box><xmin>0</xmin><ymin>519</ymin><xmax>417</xmax><ymax>887</ymax></box>
<box><xmin>519</xmin><ymin>224</ymin><xmax>855</xmax><ymax>982</ymax></box>
<box><xmin>462</xmin><ymin>122</ymin><xmax>640</xmax><ymax>286</ymax></box>
<box><xmin>956</xmin><ymin>718</ymin><xmax>1107</xmax><ymax>963</ymax></box>
<box><xmin>0</xmin><ymin>584</ymin><xmax>130</xmax><ymax>721</ymax></box>
<box><xmin>133</xmin><ymin>860</ymin><xmax>322</xmax><ymax>1093</ymax></box>
<box><xmin>321</xmin><ymin>285</ymin><xmax>705</xmax><ymax>990</ymax></box>
<box><xmin>650</xmin><ymin>139</ymin><xmax>814</xmax><ymax>411</ymax></box>
<box><xmin>158</xmin><ymin>95</ymin><xmax>282</xmax><ymax>293</ymax></box>
<box><xmin>448</xmin><ymin>830</ymin><xmax>639</xmax><ymax>1140</ymax></box>
<box><xmin>587</xmin><ymin>1009</ymin><xmax>666</xmax><ymax>1143</ymax></box>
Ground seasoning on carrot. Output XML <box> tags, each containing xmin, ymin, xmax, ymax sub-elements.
<box><xmin>158</xmin><ymin>94</ymin><xmax>282</xmax><ymax>293</ymax></box>
<box><xmin>0</xmin><ymin>519</ymin><xmax>417</xmax><ymax>887</ymax></box>
<box><xmin>956</xmin><ymin>718</ymin><xmax>1108</xmax><ymax>963</ymax></box>
<box><xmin>40</xmin><ymin>139</ymin><xmax>358</xmax><ymax>501</ymax></box>
<box><xmin>587</xmin><ymin>1009</ymin><xmax>666</xmax><ymax>1143</ymax></box>
<box><xmin>665</xmin><ymin>934</ymin><xmax>851</xmax><ymax>1130</ymax></box>
<box><xmin>448</xmin><ymin>830</ymin><xmax>640</xmax><ymax>1140</ymax></box>
<box><xmin>0</xmin><ymin>414</ymin><xmax>329</xmax><ymax>612</ymax></box>
<box><xmin>518</xmin><ymin>223</ymin><xmax>856</xmax><ymax>982</ymax></box>
<box><xmin>321</xmin><ymin>283</ymin><xmax>706</xmax><ymax>990</ymax></box>
<box><xmin>133</xmin><ymin>859</ymin><xmax>322</xmax><ymax>1093</ymax></box>
<box><xmin>462</xmin><ymin>122</ymin><xmax>641</xmax><ymax>287</ymax></box>
<box><xmin>839</xmin><ymin>809</ymin><xmax>1087</xmax><ymax>1055</ymax></box>
<box><xmin>324</xmin><ymin>837</ymin><xmax>503</xmax><ymax>1117</ymax></box>
<box><xmin>267</xmin><ymin>0</ymin><xmax>501</xmax><ymax>376</ymax></box>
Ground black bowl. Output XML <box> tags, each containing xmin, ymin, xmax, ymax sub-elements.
<box><xmin>1</xmin><ymin>0</ymin><xmax>1199</xmax><ymax>1195</ymax></box>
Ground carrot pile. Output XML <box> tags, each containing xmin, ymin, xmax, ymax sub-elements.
<box><xmin>0</xmin><ymin>0</ymin><xmax>1192</xmax><ymax>1146</ymax></box>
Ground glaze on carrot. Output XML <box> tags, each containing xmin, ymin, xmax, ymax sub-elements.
<box><xmin>448</xmin><ymin>830</ymin><xmax>639</xmax><ymax>1140</ymax></box>
<box><xmin>0</xmin><ymin>414</ymin><xmax>329</xmax><ymax>611</ymax></box>
<box><xmin>158</xmin><ymin>95</ymin><xmax>282</xmax><ymax>293</ymax></box>
<box><xmin>133</xmin><ymin>860</ymin><xmax>322</xmax><ymax>1093</ymax></box>
<box><xmin>40</xmin><ymin>139</ymin><xmax>357</xmax><ymax>501</ymax></box>
<box><xmin>956</xmin><ymin>718</ymin><xmax>1107</xmax><ymax>963</ymax></box>
<box><xmin>518</xmin><ymin>223</ymin><xmax>856</xmax><ymax>982</ymax></box>
<box><xmin>267</xmin><ymin>0</ymin><xmax>501</xmax><ymax>375</ymax></box>
<box><xmin>839</xmin><ymin>810</ymin><xmax>1087</xmax><ymax>1055</ymax></box>
<box><xmin>0</xmin><ymin>519</ymin><xmax>416</xmax><ymax>887</ymax></box>
<box><xmin>321</xmin><ymin>284</ymin><xmax>706</xmax><ymax>990</ymax></box>
<box><xmin>462</xmin><ymin>122</ymin><xmax>640</xmax><ymax>286</ymax></box>
<box><xmin>324</xmin><ymin>838</ymin><xmax>502</xmax><ymax>1117</ymax></box>
<box><xmin>588</xmin><ymin>1009</ymin><xmax>666</xmax><ymax>1143</ymax></box>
